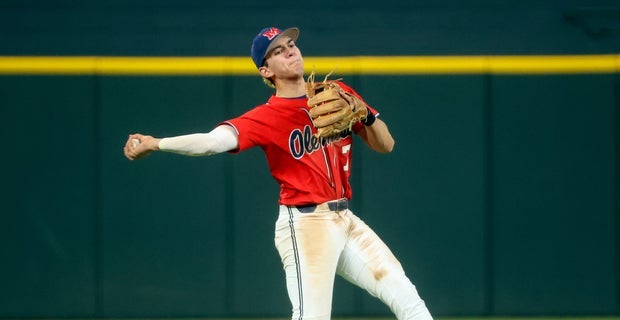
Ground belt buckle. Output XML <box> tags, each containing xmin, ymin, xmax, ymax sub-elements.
<box><xmin>328</xmin><ymin>199</ymin><xmax>348</xmax><ymax>212</ymax></box>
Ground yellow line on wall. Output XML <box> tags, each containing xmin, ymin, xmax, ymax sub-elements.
<box><xmin>0</xmin><ymin>55</ymin><xmax>618</xmax><ymax>75</ymax></box>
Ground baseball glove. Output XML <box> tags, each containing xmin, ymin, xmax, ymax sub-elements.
<box><xmin>306</xmin><ymin>71</ymin><xmax>368</xmax><ymax>138</ymax></box>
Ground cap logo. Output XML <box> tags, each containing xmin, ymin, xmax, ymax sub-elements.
<box><xmin>262</xmin><ymin>27</ymin><xmax>281</xmax><ymax>40</ymax></box>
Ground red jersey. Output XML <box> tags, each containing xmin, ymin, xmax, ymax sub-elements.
<box><xmin>223</xmin><ymin>82</ymin><xmax>377</xmax><ymax>206</ymax></box>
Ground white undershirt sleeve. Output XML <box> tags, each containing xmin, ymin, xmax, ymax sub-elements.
<box><xmin>158</xmin><ymin>124</ymin><xmax>239</xmax><ymax>156</ymax></box>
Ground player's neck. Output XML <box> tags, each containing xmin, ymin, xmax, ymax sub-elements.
<box><xmin>275</xmin><ymin>77</ymin><xmax>306</xmax><ymax>98</ymax></box>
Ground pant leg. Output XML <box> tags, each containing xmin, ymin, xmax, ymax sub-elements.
<box><xmin>336</xmin><ymin>210</ymin><xmax>433</xmax><ymax>320</ymax></box>
<box><xmin>275</xmin><ymin>205</ymin><xmax>348</xmax><ymax>320</ymax></box>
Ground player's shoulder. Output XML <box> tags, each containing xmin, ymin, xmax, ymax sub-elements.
<box><xmin>334</xmin><ymin>80</ymin><xmax>355</xmax><ymax>93</ymax></box>
<box><xmin>241</xmin><ymin>98</ymin><xmax>285</xmax><ymax>117</ymax></box>
<box><xmin>334</xmin><ymin>81</ymin><xmax>363</xmax><ymax>99</ymax></box>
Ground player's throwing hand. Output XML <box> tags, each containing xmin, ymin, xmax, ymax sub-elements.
<box><xmin>123</xmin><ymin>134</ymin><xmax>160</xmax><ymax>160</ymax></box>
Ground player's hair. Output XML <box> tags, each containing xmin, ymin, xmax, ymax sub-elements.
<box><xmin>263</xmin><ymin>77</ymin><xmax>276</xmax><ymax>88</ymax></box>
<box><xmin>262</xmin><ymin>61</ymin><xmax>276</xmax><ymax>88</ymax></box>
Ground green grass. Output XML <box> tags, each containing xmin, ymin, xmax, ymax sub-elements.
<box><xmin>6</xmin><ymin>318</ymin><xmax>619</xmax><ymax>320</ymax></box>
<box><xmin>437</xmin><ymin>318</ymin><xmax>620</xmax><ymax>320</ymax></box>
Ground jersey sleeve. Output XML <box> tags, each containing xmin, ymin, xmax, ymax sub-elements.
<box><xmin>220</xmin><ymin>106</ymin><xmax>270</xmax><ymax>153</ymax></box>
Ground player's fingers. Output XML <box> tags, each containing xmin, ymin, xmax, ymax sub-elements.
<box><xmin>125</xmin><ymin>141</ymin><xmax>133</xmax><ymax>152</ymax></box>
<box><xmin>124</xmin><ymin>136</ymin><xmax>138</xmax><ymax>160</ymax></box>
<box><xmin>126</xmin><ymin>135</ymin><xmax>136</xmax><ymax>149</ymax></box>
<box><xmin>124</xmin><ymin>145</ymin><xmax>136</xmax><ymax>160</ymax></box>
<box><xmin>128</xmin><ymin>133</ymin><xmax>144</xmax><ymax>141</ymax></box>
<box><xmin>125</xmin><ymin>134</ymin><xmax>144</xmax><ymax>153</ymax></box>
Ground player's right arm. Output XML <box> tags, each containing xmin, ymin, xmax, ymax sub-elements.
<box><xmin>124</xmin><ymin>124</ymin><xmax>239</xmax><ymax>160</ymax></box>
<box><xmin>356</xmin><ymin>117</ymin><xmax>395</xmax><ymax>154</ymax></box>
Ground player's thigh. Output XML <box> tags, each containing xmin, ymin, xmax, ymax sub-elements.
<box><xmin>336</xmin><ymin>212</ymin><xmax>405</xmax><ymax>294</ymax></box>
<box><xmin>275</xmin><ymin>208</ymin><xmax>349</xmax><ymax>318</ymax></box>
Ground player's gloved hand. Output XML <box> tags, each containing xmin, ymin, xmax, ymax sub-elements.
<box><xmin>306</xmin><ymin>71</ymin><xmax>368</xmax><ymax>139</ymax></box>
<box><xmin>124</xmin><ymin>134</ymin><xmax>160</xmax><ymax>160</ymax></box>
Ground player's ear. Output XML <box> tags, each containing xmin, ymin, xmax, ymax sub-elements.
<box><xmin>259</xmin><ymin>66</ymin><xmax>274</xmax><ymax>78</ymax></box>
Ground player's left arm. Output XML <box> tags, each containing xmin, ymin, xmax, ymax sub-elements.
<box><xmin>357</xmin><ymin>118</ymin><xmax>395</xmax><ymax>153</ymax></box>
<box><xmin>337</xmin><ymin>82</ymin><xmax>394</xmax><ymax>153</ymax></box>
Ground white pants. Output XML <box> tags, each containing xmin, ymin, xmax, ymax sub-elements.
<box><xmin>275</xmin><ymin>204</ymin><xmax>433</xmax><ymax>320</ymax></box>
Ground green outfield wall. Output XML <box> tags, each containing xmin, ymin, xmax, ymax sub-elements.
<box><xmin>0</xmin><ymin>69</ymin><xmax>617</xmax><ymax>318</ymax></box>
<box><xmin>0</xmin><ymin>0</ymin><xmax>618</xmax><ymax>318</ymax></box>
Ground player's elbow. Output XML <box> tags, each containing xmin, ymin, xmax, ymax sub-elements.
<box><xmin>373</xmin><ymin>137</ymin><xmax>394</xmax><ymax>154</ymax></box>
<box><xmin>385</xmin><ymin>139</ymin><xmax>395</xmax><ymax>153</ymax></box>
<box><xmin>382</xmin><ymin>138</ymin><xmax>395</xmax><ymax>153</ymax></box>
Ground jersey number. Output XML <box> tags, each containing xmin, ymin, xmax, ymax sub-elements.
<box><xmin>342</xmin><ymin>144</ymin><xmax>351</xmax><ymax>172</ymax></box>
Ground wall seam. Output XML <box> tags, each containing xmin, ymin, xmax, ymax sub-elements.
<box><xmin>92</xmin><ymin>74</ymin><xmax>104</xmax><ymax>317</ymax></box>
<box><xmin>615</xmin><ymin>69</ymin><xmax>620</xmax><ymax>315</ymax></box>
<box><xmin>483</xmin><ymin>73</ymin><xmax>495</xmax><ymax>316</ymax></box>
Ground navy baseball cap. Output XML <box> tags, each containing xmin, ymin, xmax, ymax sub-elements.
<box><xmin>251</xmin><ymin>27</ymin><xmax>299</xmax><ymax>69</ymax></box>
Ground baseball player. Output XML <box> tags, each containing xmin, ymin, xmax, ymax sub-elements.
<box><xmin>124</xmin><ymin>26</ymin><xmax>432</xmax><ymax>320</ymax></box>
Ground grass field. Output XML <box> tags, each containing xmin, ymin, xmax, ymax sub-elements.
<box><xmin>19</xmin><ymin>317</ymin><xmax>617</xmax><ymax>320</ymax></box>
<box><xmin>435</xmin><ymin>318</ymin><xmax>620</xmax><ymax>320</ymax></box>
<box><xmin>21</xmin><ymin>316</ymin><xmax>620</xmax><ymax>320</ymax></box>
